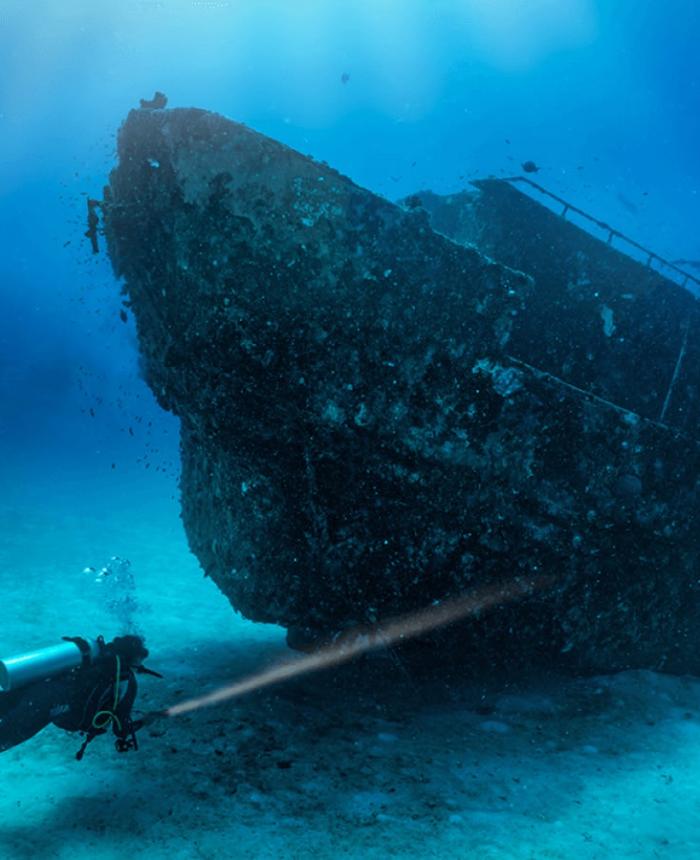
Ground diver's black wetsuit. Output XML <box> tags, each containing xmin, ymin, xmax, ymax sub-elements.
<box><xmin>0</xmin><ymin>650</ymin><xmax>139</xmax><ymax>758</ymax></box>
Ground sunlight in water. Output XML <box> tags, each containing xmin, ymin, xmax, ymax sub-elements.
<box><xmin>456</xmin><ymin>0</ymin><xmax>597</xmax><ymax>69</ymax></box>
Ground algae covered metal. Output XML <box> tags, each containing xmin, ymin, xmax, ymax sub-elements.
<box><xmin>103</xmin><ymin>106</ymin><xmax>700</xmax><ymax>673</ymax></box>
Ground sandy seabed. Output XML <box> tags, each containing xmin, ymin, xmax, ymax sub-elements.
<box><xmin>1</xmin><ymin>456</ymin><xmax>699</xmax><ymax>860</ymax></box>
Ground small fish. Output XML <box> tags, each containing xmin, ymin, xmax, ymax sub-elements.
<box><xmin>340</xmin><ymin>72</ymin><xmax>350</xmax><ymax>85</ymax></box>
<box><xmin>119</xmin><ymin>309</ymin><xmax>128</xmax><ymax>323</ymax></box>
<box><xmin>521</xmin><ymin>160</ymin><xmax>540</xmax><ymax>174</ymax></box>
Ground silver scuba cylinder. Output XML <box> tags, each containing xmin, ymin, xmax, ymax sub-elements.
<box><xmin>0</xmin><ymin>638</ymin><xmax>102</xmax><ymax>692</ymax></box>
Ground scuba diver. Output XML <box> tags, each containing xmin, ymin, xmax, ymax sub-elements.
<box><xmin>0</xmin><ymin>634</ymin><xmax>161</xmax><ymax>760</ymax></box>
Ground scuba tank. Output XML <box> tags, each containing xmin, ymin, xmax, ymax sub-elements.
<box><xmin>0</xmin><ymin>637</ymin><xmax>102</xmax><ymax>692</ymax></box>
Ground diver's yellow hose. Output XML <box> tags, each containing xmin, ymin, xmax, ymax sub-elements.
<box><xmin>91</xmin><ymin>655</ymin><xmax>123</xmax><ymax>732</ymax></box>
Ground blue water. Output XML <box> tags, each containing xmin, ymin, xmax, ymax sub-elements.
<box><xmin>2</xmin><ymin>2</ymin><xmax>700</xmax><ymax>857</ymax></box>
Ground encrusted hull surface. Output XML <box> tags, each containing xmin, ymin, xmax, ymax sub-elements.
<box><xmin>103</xmin><ymin>107</ymin><xmax>700</xmax><ymax>672</ymax></box>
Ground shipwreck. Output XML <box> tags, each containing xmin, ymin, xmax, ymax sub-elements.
<box><xmin>102</xmin><ymin>106</ymin><xmax>700</xmax><ymax>674</ymax></box>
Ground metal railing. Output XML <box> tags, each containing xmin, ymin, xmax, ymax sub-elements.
<box><xmin>495</xmin><ymin>176</ymin><xmax>700</xmax><ymax>293</ymax></box>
